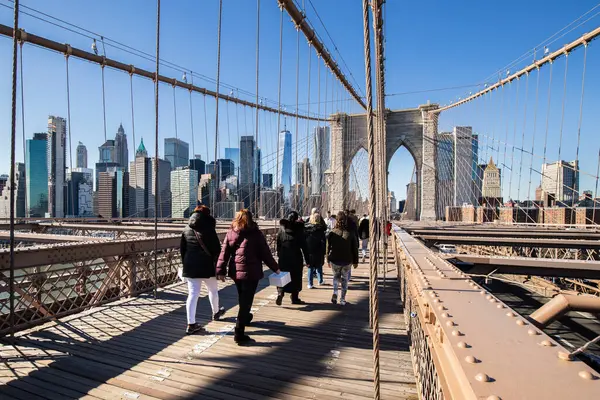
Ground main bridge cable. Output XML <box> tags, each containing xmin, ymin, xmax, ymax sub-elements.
<box><xmin>435</xmin><ymin>26</ymin><xmax>600</xmax><ymax>113</ymax></box>
<box><xmin>153</xmin><ymin>0</ymin><xmax>161</xmax><ymax>299</ymax></box>
<box><xmin>0</xmin><ymin>24</ymin><xmax>326</xmax><ymax>123</ymax></box>
<box><xmin>362</xmin><ymin>0</ymin><xmax>380</xmax><ymax>397</ymax></box>
<box><xmin>278</xmin><ymin>0</ymin><xmax>367</xmax><ymax>110</ymax></box>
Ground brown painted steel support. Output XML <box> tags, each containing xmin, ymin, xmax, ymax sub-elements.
<box><xmin>530</xmin><ymin>294</ymin><xmax>600</xmax><ymax>328</ymax></box>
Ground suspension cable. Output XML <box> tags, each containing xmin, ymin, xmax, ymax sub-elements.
<box><xmin>362</xmin><ymin>0</ymin><xmax>380</xmax><ymax>397</ymax></box>
<box><xmin>275</xmin><ymin>4</ymin><xmax>284</xmax><ymax>213</ymax></box>
<box><xmin>189</xmin><ymin>72</ymin><xmax>195</xmax><ymax>158</ymax></box>
<box><xmin>65</xmin><ymin>54</ymin><xmax>75</xmax><ymax>216</ymax></box>
<box><xmin>254</xmin><ymin>0</ymin><xmax>261</xmax><ymax>215</ymax></box>
<box><xmin>129</xmin><ymin>72</ymin><xmax>136</xmax><ymax>161</ymax></box>
<box><xmin>152</xmin><ymin>0</ymin><xmax>161</xmax><ymax>299</ymax></box>
<box><xmin>8</xmin><ymin>0</ymin><xmax>20</xmax><ymax>337</ymax></box>
<box><xmin>212</xmin><ymin>0</ymin><xmax>223</xmax><ymax>210</ymax></box>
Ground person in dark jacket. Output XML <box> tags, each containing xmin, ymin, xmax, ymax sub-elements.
<box><xmin>180</xmin><ymin>206</ymin><xmax>225</xmax><ymax>335</ymax></box>
<box><xmin>216</xmin><ymin>209</ymin><xmax>280</xmax><ymax>345</ymax></box>
<box><xmin>276</xmin><ymin>211</ymin><xmax>309</xmax><ymax>305</ymax></box>
<box><xmin>305</xmin><ymin>212</ymin><xmax>327</xmax><ymax>288</ymax></box>
<box><xmin>326</xmin><ymin>211</ymin><xmax>359</xmax><ymax>306</ymax></box>
<box><xmin>358</xmin><ymin>214</ymin><xmax>369</xmax><ymax>262</ymax></box>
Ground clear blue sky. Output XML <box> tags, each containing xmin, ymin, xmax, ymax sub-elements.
<box><xmin>1</xmin><ymin>0</ymin><xmax>600</xmax><ymax>202</ymax></box>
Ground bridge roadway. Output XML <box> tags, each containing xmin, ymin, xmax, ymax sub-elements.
<box><xmin>0</xmin><ymin>261</ymin><xmax>417</xmax><ymax>400</ymax></box>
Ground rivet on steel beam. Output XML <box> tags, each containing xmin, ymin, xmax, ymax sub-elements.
<box><xmin>446</xmin><ymin>320</ymin><xmax>455</xmax><ymax>327</ymax></box>
<box><xmin>475</xmin><ymin>373</ymin><xmax>491</xmax><ymax>382</ymax></box>
<box><xmin>486</xmin><ymin>396</ymin><xmax>501</xmax><ymax>400</ymax></box>
<box><xmin>441</xmin><ymin>312</ymin><xmax>451</xmax><ymax>318</ymax></box>
<box><xmin>437</xmin><ymin>305</ymin><xmax>446</xmax><ymax>311</ymax></box>
<box><xmin>558</xmin><ymin>351</ymin><xmax>573</xmax><ymax>361</ymax></box>
<box><xmin>429</xmin><ymin>292</ymin><xmax>436</xmax><ymax>297</ymax></box>
<box><xmin>578</xmin><ymin>370</ymin><xmax>595</xmax><ymax>380</ymax></box>
<box><xmin>457</xmin><ymin>341</ymin><xmax>468</xmax><ymax>348</ymax></box>
<box><xmin>506</xmin><ymin>312</ymin><xmax>516</xmax><ymax>317</ymax></box>
<box><xmin>465</xmin><ymin>355</ymin><xmax>479</xmax><ymax>364</ymax></box>
<box><xmin>496</xmin><ymin>304</ymin><xmax>505</xmax><ymax>309</ymax></box>
<box><xmin>540</xmin><ymin>340</ymin><xmax>555</xmax><ymax>347</ymax></box>
<box><xmin>489</xmin><ymin>298</ymin><xmax>497</xmax><ymax>303</ymax></box>
<box><xmin>485</xmin><ymin>295</ymin><xmax>492</xmax><ymax>300</ymax></box>
<box><xmin>527</xmin><ymin>329</ymin><xmax>540</xmax><ymax>336</ymax></box>
<box><xmin>516</xmin><ymin>319</ymin><xmax>527</xmax><ymax>326</ymax></box>
<box><xmin>434</xmin><ymin>299</ymin><xmax>441</xmax><ymax>303</ymax></box>
<box><xmin>480</xmin><ymin>290</ymin><xmax>487</xmax><ymax>295</ymax></box>
<box><xmin>452</xmin><ymin>330</ymin><xmax>463</xmax><ymax>336</ymax></box>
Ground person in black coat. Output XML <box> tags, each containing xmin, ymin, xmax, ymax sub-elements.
<box><xmin>276</xmin><ymin>211</ymin><xmax>309</xmax><ymax>305</ymax></box>
<box><xmin>358</xmin><ymin>215</ymin><xmax>369</xmax><ymax>262</ymax></box>
<box><xmin>305</xmin><ymin>213</ymin><xmax>327</xmax><ymax>288</ymax></box>
<box><xmin>180</xmin><ymin>206</ymin><xmax>225</xmax><ymax>334</ymax></box>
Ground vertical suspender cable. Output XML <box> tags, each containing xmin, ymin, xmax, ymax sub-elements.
<box><xmin>9</xmin><ymin>0</ymin><xmax>19</xmax><ymax>337</ymax></box>
<box><xmin>294</xmin><ymin>21</ymin><xmax>300</xmax><ymax>213</ymax></box>
<box><xmin>305</xmin><ymin>48</ymin><xmax>312</xmax><ymax>209</ymax></box>
<box><xmin>130</xmin><ymin>73</ymin><xmax>136</xmax><ymax>163</ymax></box>
<box><xmin>254</xmin><ymin>0</ymin><xmax>261</xmax><ymax>216</ymax></box>
<box><xmin>527</xmin><ymin>68</ymin><xmax>541</xmax><ymax>206</ymax></box>
<box><xmin>65</xmin><ymin>55</ymin><xmax>75</xmax><ymax>217</ymax></box>
<box><xmin>275</xmin><ymin>3</ymin><xmax>284</xmax><ymax>216</ymax></box>
<box><xmin>574</xmin><ymin>44</ymin><xmax>588</xmax><ymax>207</ymax></box>
<box><xmin>556</xmin><ymin>54</ymin><xmax>569</xmax><ymax>207</ymax></box>
<box><xmin>153</xmin><ymin>0</ymin><xmax>161</xmax><ymax>299</ymax></box>
<box><xmin>189</xmin><ymin>73</ymin><xmax>195</xmax><ymax>159</ymax></box>
<box><xmin>19</xmin><ymin>42</ymin><xmax>26</xmax><ymax>214</ymax></box>
<box><xmin>203</xmin><ymin>95</ymin><xmax>209</xmax><ymax>162</ymax></box>
<box><xmin>362</xmin><ymin>0</ymin><xmax>379</xmax><ymax>397</ymax></box>
<box><xmin>213</xmin><ymin>0</ymin><xmax>223</xmax><ymax>211</ymax></box>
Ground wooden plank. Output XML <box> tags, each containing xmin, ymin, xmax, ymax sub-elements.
<box><xmin>0</xmin><ymin>260</ymin><xmax>417</xmax><ymax>400</ymax></box>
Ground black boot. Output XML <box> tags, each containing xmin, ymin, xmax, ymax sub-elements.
<box><xmin>234</xmin><ymin>327</ymin><xmax>254</xmax><ymax>345</ymax></box>
<box><xmin>291</xmin><ymin>292</ymin><xmax>305</xmax><ymax>305</ymax></box>
<box><xmin>246</xmin><ymin>313</ymin><xmax>254</xmax><ymax>325</ymax></box>
<box><xmin>276</xmin><ymin>288</ymin><xmax>284</xmax><ymax>306</ymax></box>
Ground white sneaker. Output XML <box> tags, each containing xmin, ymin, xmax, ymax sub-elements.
<box><xmin>340</xmin><ymin>299</ymin><xmax>346</xmax><ymax>306</ymax></box>
<box><xmin>307</xmin><ymin>284</ymin><xmax>314</xmax><ymax>289</ymax></box>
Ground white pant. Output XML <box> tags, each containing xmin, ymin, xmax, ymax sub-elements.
<box><xmin>186</xmin><ymin>277</ymin><xmax>220</xmax><ymax>324</ymax></box>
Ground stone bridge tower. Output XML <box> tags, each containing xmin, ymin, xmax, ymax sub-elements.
<box><xmin>326</xmin><ymin>103</ymin><xmax>439</xmax><ymax>220</ymax></box>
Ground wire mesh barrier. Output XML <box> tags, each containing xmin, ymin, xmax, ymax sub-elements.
<box><xmin>0</xmin><ymin>228</ymin><xmax>278</xmax><ymax>336</ymax></box>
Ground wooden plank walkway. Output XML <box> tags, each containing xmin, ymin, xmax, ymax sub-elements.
<box><xmin>0</xmin><ymin>260</ymin><xmax>417</xmax><ymax>400</ymax></box>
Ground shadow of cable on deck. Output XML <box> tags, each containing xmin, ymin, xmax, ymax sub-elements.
<box><xmin>0</xmin><ymin>274</ymin><xmax>413</xmax><ymax>399</ymax></box>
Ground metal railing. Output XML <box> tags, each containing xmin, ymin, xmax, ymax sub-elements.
<box><xmin>0</xmin><ymin>228</ymin><xmax>278</xmax><ymax>336</ymax></box>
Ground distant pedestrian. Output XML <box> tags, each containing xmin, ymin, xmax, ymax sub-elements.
<box><xmin>216</xmin><ymin>209</ymin><xmax>280</xmax><ymax>345</ymax></box>
<box><xmin>325</xmin><ymin>210</ymin><xmax>336</xmax><ymax>232</ymax></box>
<box><xmin>180</xmin><ymin>206</ymin><xmax>224</xmax><ymax>335</ymax></box>
<box><xmin>326</xmin><ymin>211</ymin><xmax>358</xmax><ymax>306</ymax></box>
<box><xmin>305</xmin><ymin>212</ymin><xmax>327</xmax><ymax>288</ymax></box>
<box><xmin>346</xmin><ymin>209</ymin><xmax>360</xmax><ymax>281</ymax></box>
<box><xmin>358</xmin><ymin>214</ymin><xmax>369</xmax><ymax>263</ymax></box>
<box><xmin>276</xmin><ymin>211</ymin><xmax>309</xmax><ymax>305</ymax></box>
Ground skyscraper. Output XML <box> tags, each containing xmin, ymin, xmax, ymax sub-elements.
<box><xmin>239</xmin><ymin>136</ymin><xmax>255</xmax><ymax>185</ymax></box>
<box><xmin>0</xmin><ymin>163</ymin><xmax>25</xmax><ymax>219</ymax></box>
<box><xmin>206</xmin><ymin>159</ymin><xmax>235</xmax><ymax>182</ymax></box>
<box><xmin>99</xmin><ymin>139</ymin><xmax>116</xmax><ymax>163</ymax></box>
<box><xmin>115</xmin><ymin>123</ymin><xmax>129</xmax><ymax>170</ymax></box>
<box><xmin>128</xmin><ymin>139</ymin><xmax>171</xmax><ymax>218</ymax></box>
<box><xmin>66</xmin><ymin>171</ymin><xmax>93</xmax><ymax>217</ymax></box>
<box><xmin>47</xmin><ymin>116</ymin><xmax>67</xmax><ymax>217</ymax></box>
<box><xmin>311</xmin><ymin>126</ymin><xmax>330</xmax><ymax>194</ymax></box>
<box><xmin>277</xmin><ymin>130</ymin><xmax>292</xmax><ymax>196</ymax></box>
<box><xmin>482</xmin><ymin>157</ymin><xmax>502</xmax><ymax>204</ymax></box>
<box><xmin>541</xmin><ymin>160</ymin><xmax>579</xmax><ymax>206</ymax></box>
<box><xmin>262</xmin><ymin>173</ymin><xmax>273</xmax><ymax>189</ymax></box>
<box><xmin>224</xmin><ymin>148</ymin><xmax>240</xmax><ymax>175</ymax></box>
<box><xmin>170</xmin><ymin>167</ymin><xmax>198</xmax><ymax>218</ymax></box>
<box><xmin>189</xmin><ymin>157</ymin><xmax>206</xmax><ymax>185</ymax></box>
<box><xmin>26</xmin><ymin>133</ymin><xmax>48</xmax><ymax>217</ymax></box>
<box><xmin>254</xmin><ymin>147</ymin><xmax>262</xmax><ymax>187</ymax></box>
<box><xmin>76</xmin><ymin>141</ymin><xmax>87</xmax><ymax>168</ymax></box>
<box><xmin>454</xmin><ymin>126</ymin><xmax>476</xmax><ymax>206</ymax></box>
<box><xmin>98</xmin><ymin>169</ymin><xmax>129</xmax><ymax>218</ymax></box>
<box><xmin>164</xmin><ymin>138</ymin><xmax>189</xmax><ymax>169</ymax></box>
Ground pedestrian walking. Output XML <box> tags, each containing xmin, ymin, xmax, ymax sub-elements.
<box><xmin>325</xmin><ymin>210</ymin><xmax>336</xmax><ymax>232</ymax></box>
<box><xmin>180</xmin><ymin>206</ymin><xmax>225</xmax><ymax>335</ymax></box>
<box><xmin>305</xmin><ymin>211</ymin><xmax>327</xmax><ymax>288</ymax></box>
<box><xmin>358</xmin><ymin>214</ymin><xmax>369</xmax><ymax>263</ymax></box>
<box><xmin>346</xmin><ymin>209</ymin><xmax>360</xmax><ymax>282</ymax></box>
<box><xmin>276</xmin><ymin>211</ymin><xmax>309</xmax><ymax>305</ymax></box>
<box><xmin>326</xmin><ymin>211</ymin><xmax>358</xmax><ymax>306</ymax></box>
<box><xmin>216</xmin><ymin>209</ymin><xmax>280</xmax><ymax>345</ymax></box>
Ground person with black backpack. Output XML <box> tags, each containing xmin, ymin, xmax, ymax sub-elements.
<box><xmin>180</xmin><ymin>205</ymin><xmax>225</xmax><ymax>335</ymax></box>
<box><xmin>276</xmin><ymin>211</ymin><xmax>310</xmax><ymax>305</ymax></box>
